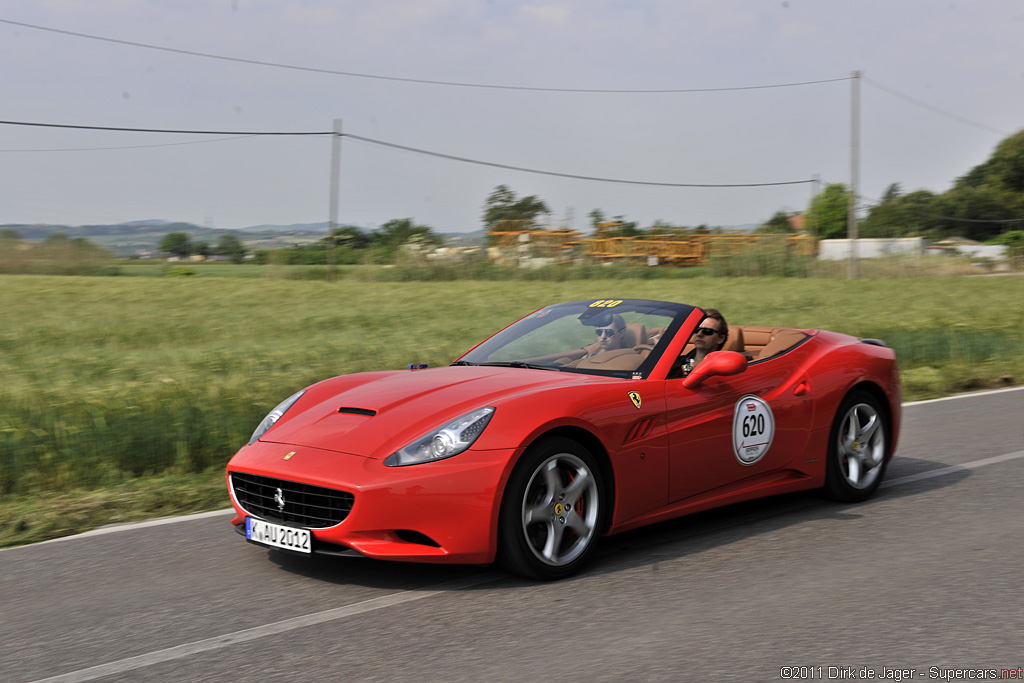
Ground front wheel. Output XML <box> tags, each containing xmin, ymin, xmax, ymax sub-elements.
<box><xmin>823</xmin><ymin>390</ymin><xmax>890</xmax><ymax>502</ymax></box>
<box><xmin>498</xmin><ymin>437</ymin><xmax>606</xmax><ymax>580</ymax></box>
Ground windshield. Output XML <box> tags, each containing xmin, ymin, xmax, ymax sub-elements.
<box><xmin>457</xmin><ymin>299</ymin><xmax>695</xmax><ymax>378</ymax></box>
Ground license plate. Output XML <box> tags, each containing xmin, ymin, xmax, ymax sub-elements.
<box><xmin>245</xmin><ymin>517</ymin><xmax>311</xmax><ymax>554</ymax></box>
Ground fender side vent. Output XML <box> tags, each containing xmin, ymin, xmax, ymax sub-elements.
<box><xmin>624</xmin><ymin>416</ymin><xmax>660</xmax><ymax>444</ymax></box>
<box><xmin>860</xmin><ymin>339</ymin><xmax>888</xmax><ymax>348</ymax></box>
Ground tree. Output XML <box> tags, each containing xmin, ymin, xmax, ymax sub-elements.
<box><xmin>0</xmin><ymin>228</ymin><xmax>22</xmax><ymax>240</ymax></box>
<box><xmin>944</xmin><ymin>129</ymin><xmax>1024</xmax><ymax>241</ymax></box>
<box><xmin>989</xmin><ymin>230</ymin><xmax>1024</xmax><ymax>260</ymax></box>
<box><xmin>373</xmin><ymin>218</ymin><xmax>441</xmax><ymax>248</ymax></box>
<box><xmin>757</xmin><ymin>211</ymin><xmax>796</xmax><ymax>234</ymax></box>
<box><xmin>482</xmin><ymin>185</ymin><xmax>550</xmax><ymax>232</ymax></box>
<box><xmin>931</xmin><ymin>186</ymin><xmax>1023</xmax><ymax>241</ymax></box>
<box><xmin>327</xmin><ymin>226</ymin><xmax>371</xmax><ymax>250</ymax></box>
<box><xmin>979</xmin><ymin>129</ymin><xmax>1024</xmax><ymax>194</ymax></box>
<box><xmin>215</xmin><ymin>234</ymin><xmax>247</xmax><ymax>263</ymax></box>
<box><xmin>193</xmin><ymin>241</ymin><xmax>211</xmax><ymax>258</ymax></box>
<box><xmin>862</xmin><ymin>186</ymin><xmax>935</xmax><ymax>238</ymax></box>
<box><xmin>369</xmin><ymin>218</ymin><xmax>442</xmax><ymax>262</ymax></box>
<box><xmin>613</xmin><ymin>216</ymin><xmax>641</xmax><ymax>237</ymax></box>
<box><xmin>806</xmin><ymin>183</ymin><xmax>850</xmax><ymax>239</ymax></box>
<box><xmin>881</xmin><ymin>182</ymin><xmax>902</xmax><ymax>203</ymax></box>
<box><xmin>159</xmin><ymin>232</ymin><xmax>191</xmax><ymax>258</ymax></box>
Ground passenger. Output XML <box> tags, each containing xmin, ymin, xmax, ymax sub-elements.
<box><xmin>679</xmin><ymin>308</ymin><xmax>728</xmax><ymax>377</ymax></box>
<box><xmin>587</xmin><ymin>314</ymin><xmax>627</xmax><ymax>357</ymax></box>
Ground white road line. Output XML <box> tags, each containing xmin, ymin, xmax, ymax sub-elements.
<box><xmin>25</xmin><ymin>571</ymin><xmax>502</xmax><ymax>683</ymax></box>
<box><xmin>882</xmin><ymin>449</ymin><xmax>1024</xmax><ymax>488</ymax></box>
<box><xmin>903</xmin><ymin>384</ymin><xmax>1024</xmax><ymax>407</ymax></box>
<box><xmin>0</xmin><ymin>509</ymin><xmax>234</xmax><ymax>553</ymax></box>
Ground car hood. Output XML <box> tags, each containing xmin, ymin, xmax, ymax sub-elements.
<box><xmin>258</xmin><ymin>365</ymin><xmax>600</xmax><ymax>459</ymax></box>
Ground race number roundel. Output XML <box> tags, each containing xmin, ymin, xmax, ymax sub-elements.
<box><xmin>732</xmin><ymin>395</ymin><xmax>775</xmax><ymax>465</ymax></box>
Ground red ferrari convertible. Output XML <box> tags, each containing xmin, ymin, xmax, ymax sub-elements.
<box><xmin>227</xmin><ymin>298</ymin><xmax>901</xmax><ymax>579</ymax></box>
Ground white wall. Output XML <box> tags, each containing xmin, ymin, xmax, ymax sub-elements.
<box><xmin>818</xmin><ymin>237</ymin><xmax>927</xmax><ymax>260</ymax></box>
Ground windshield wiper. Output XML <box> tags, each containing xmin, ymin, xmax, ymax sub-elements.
<box><xmin>479</xmin><ymin>361</ymin><xmax>558</xmax><ymax>371</ymax></box>
<box><xmin>449</xmin><ymin>360</ymin><xmax>478</xmax><ymax>366</ymax></box>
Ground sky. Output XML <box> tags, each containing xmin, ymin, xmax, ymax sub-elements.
<box><xmin>2</xmin><ymin>0</ymin><xmax>1023</xmax><ymax>234</ymax></box>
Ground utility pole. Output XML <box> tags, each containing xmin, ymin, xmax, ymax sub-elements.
<box><xmin>810</xmin><ymin>172</ymin><xmax>820</xmax><ymax>238</ymax></box>
<box><xmin>849</xmin><ymin>70</ymin><xmax>862</xmax><ymax>280</ymax></box>
<box><xmin>327</xmin><ymin>118</ymin><xmax>342</xmax><ymax>282</ymax></box>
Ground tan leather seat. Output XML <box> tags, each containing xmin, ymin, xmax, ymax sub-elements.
<box><xmin>624</xmin><ymin>323</ymin><xmax>647</xmax><ymax>349</ymax></box>
<box><xmin>645</xmin><ymin>327</ymin><xmax>667</xmax><ymax>345</ymax></box>
<box><xmin>754</xmin><ymin>330</ymin><xmax>808</xmax><ymax>360</ymax></box>
<box><xmin>573</xmin><ymin>348</ymin><xmax>646</xmax><ymax>371</ymax></box>
<box><xmin>722</xmin><ymin>326</ymin><xmax>744</xmax><ymax>353</ymax></box>
<box><xmin>740</xmin><ymin>326</ymin><xmax>775</xmax><ymax>354</ymax></box>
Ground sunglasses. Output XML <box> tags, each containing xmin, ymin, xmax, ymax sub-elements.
<box><xmin>595</xmin><ymin>327</ymin><xmax>621</xmax><ymax>337</ymax></box>
<box><xmin>695</xmin><ymin>326</ymin><xmax>721</xmax><ymax>336</ymax></box>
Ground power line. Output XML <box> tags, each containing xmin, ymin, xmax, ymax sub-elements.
<box><xmin>863</xmin><ymin>78</ymin><xmax>1010</xmax><ymax>136</ymax></box>
<box><xmin>0</xmin><ymin>135</ymin><xmax>258</xmax><ymax>152</ymax></box>
<box><xmin>0</xmin><ymin>118</ymin><xmax>816</xmax><ymax>188</ymax></box>
<box><xmin>0</xmin><ymin>17</ymin><xmax>851</xmax><ymax>94</ymax></box>
<box><xmin>346</xmin><ymin>134</ymin><xmax>814</xmax><ymax>187</ymax></box>
<box><xmin>0</xmin><ymin>120</ymin><xmax>331</xmax><ymax>135</ymax></box>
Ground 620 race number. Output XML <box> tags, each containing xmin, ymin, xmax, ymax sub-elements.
<box><xmin>741</xmin><ymin>413</ymin><xmax>766</xmax><ymax>438</ymax></box>
<box><xmin>732</xmin><ymin>395</ymin><xmax>775</xmax><ymax>466</ymax></box>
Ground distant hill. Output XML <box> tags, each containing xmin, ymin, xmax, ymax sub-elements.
<box><xmin>0</xmin><ymin>221</ymin><xmax>334</xmax><ymax>257</ymax></box>
<box><xmin>237</xmin><ymin>222</ymin><xmax>331</xmax><ymax>234</ymax></box>
<box><xmin>0</xmin><ymin>220</ymin><xmax>492</xmax><ymax>256</ymax></box>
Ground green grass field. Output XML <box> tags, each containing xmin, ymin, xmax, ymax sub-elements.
<box><xmin>1</xmin><ymin>273</ymin><xmax>1022</xmax><ymax>547</ymax></box>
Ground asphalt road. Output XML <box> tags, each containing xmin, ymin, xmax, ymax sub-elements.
<box><xmin>2</xmin><ymin>387</ymin><xmax>1022</xmax><ymax>683</ymax></box>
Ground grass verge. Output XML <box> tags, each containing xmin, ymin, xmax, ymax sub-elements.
<box><xmin>0</xmin><ymin>470</ymin><xmax>227</xmax><ymax>548</ymax></box>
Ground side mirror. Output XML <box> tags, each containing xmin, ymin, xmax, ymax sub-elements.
<box><xmin>681</xmin><ymin>351</ymin><xmax>748</xmax><ymax>389</ymax></box>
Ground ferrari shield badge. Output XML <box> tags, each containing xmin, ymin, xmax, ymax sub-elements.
<box><xmin>732</xmin><ymin>396</ymin><xmax>774</xmax><ymax>465</ymax></box>
<box><xmin>628</xmin><ymin>391</ymin><xmax>642</xmax><ymax>410</ymax></box>
<box><xmin>283</xmin><ymin>451</ymin><xmax>296</xmax><ymax>461</ymax></box>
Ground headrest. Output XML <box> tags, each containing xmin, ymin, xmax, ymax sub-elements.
<box><xmin>722</xmin><ymin>326</ymin><xmax>744</xmax><ymax>352</ymax></box>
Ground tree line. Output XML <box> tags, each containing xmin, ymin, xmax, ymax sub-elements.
<box><xmin>151</xmin><ymin>126</ymin><xmax>1024</xmax><ymax>263</ymax></box>
<box><xmin>480</xmin><ymin>127</ymin><xmax>1024</xmax><ymax>246</ymax></box>
<box><xmin>159</xmin><ymin>232</ymin><xmax>248</xmax><ymax>262</ymax></box>
<box><xmin>806</xmin><ymin>129</ymin><xmax>1024</xmax><ymax>244</ymax></box>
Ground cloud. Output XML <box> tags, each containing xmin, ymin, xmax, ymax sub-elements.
<box><xmin>709</xmin><ymin>9</ymin><xmax>757</xmax><ymax>27</ymax></box>
<box><xmin>781</xmin><ymin>21</ymin><xmax>819</xmax><ymax>38</ymax></box>
<box><xmin>520</xmin><ymin>3</ymin><xmax>573</xmax><ymax>27</ymax></box>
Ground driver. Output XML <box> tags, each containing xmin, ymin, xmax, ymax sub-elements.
<box><xmin>586</xmin><ymin>314</ymin><xmax>627</xmax><ymax>357</ymax></box>
<box><xmin>678</xmin><ymin>308</ymin><xmax>728</xmax><ymax>376</ymax></box>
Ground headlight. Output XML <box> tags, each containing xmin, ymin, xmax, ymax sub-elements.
<box><xmin>248</xmin><ymin>390</ymin><xmax>306</xmax><ymax>445</ymax></box>
<box><xmin>384</xmin><ymin>407</ymin><xmax>495</xmax><ymax>467</ymax></box>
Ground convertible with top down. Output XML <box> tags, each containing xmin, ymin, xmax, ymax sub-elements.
<box><xmin>226</xmin><ymin>298</ymin><xmax>901</xmax><ymax>579</ymax></box>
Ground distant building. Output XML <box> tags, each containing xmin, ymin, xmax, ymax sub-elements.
<box><xmin>818</xmin><ymin>237</ymin><xmax>927</xmax><ymax>260</ymax></box>
<box><xmin>928</xmin><ymin>237</ymin><xmax>1007</xmax><ymax>260</ymax></box>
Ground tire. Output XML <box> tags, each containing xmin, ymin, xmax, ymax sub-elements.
<box><xmin>498</xmin><ymin>437</ymin><xmax>606</xmax><ymax>580</ymax></box>
<box><xmin>823</xmin><ymin>390</ymin><xmax>890</xmax><ymax>502</ymax></box>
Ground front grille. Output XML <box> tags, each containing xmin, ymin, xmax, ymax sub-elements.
<box><xmin>230</xmin><ymin>472</ymin><xmax>354</xmax><ymax>528</ymax></box>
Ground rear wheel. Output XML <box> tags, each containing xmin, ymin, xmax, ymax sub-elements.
<box><xmin>823</xmin><ymin>390</ymin><xmax>890</xmax><ymax>502</ymax></box>
<box><xmin>498</xmin><ymin>437</ymin><xmax>605</xmax><ymax>580</ymax></box>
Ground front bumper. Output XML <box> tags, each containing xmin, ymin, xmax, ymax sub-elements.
<box><xmin>226</xmin><ymin>440</ymin><xmax>517</xmax><ymax>564</ymax></box>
